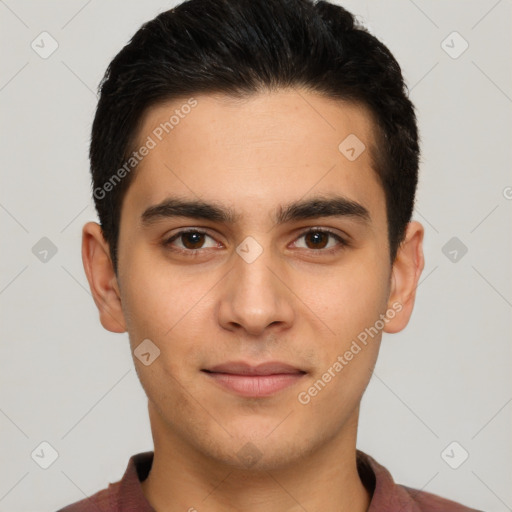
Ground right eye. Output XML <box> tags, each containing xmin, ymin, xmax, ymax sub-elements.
<box><xmin>163</xmin><ymin>229</ymin><xmax>222</xmax><ymax>253</ymax></box>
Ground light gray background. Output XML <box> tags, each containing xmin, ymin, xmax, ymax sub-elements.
<box><xmin>1</xmin><ymin>1</ymin><xmax>511</xmax><ymax>511</ymax></box>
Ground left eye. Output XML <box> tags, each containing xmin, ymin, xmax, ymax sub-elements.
<box><xmin>293</xmin><ymin>229</ymin><xmax>345</xmax><ymax>250</ymax></box>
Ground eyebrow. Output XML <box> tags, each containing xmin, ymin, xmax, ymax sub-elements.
<box><xmin>141</xmin><ymin>195</ymin><xmax>371</xmax><ymax>226</ymax></box>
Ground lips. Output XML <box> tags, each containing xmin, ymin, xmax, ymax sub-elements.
<box><xmin>205</xmin><ymin>361</ymin><xmax>305</xmax><ymax>376</ymax></box>
<box><xmin>202</xmin><ymin>361</ymin><xmax>306</xmax><ymax>397</ymax></box>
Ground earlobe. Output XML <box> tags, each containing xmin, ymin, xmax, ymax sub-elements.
<box><xmin>82</xmin><ymin>222</ymin><xmax>127</xmax><ymax>333</ymax></box>
<box><xmin>383</xmin><ymin>221</ymin><xmax>425</xmax><ymax>334</ymax></box>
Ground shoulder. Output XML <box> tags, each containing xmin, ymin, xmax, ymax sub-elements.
<box><xmin>400</xmin><ymin>484</ymin><xmax>485</xmax><ymax>512</ymax></box>
<box><xmin>356</xmin><ymin>450</ymin><xmax>483</xmax><ymax>512</ymax></box>
<box><xmin>56</xmin><ymin>483</ymin><xmax>118</xmax><ymax>512</ymax></box>
<box><xmin>55</xmin><ymin>451</ymin><xmax>153</xmax><ymax>512</ymax></box>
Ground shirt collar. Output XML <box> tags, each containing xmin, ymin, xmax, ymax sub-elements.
<box><xmin>115</xmin><ymin>449</ymin><xmax>423</xmax><ymax>512</ymax></box>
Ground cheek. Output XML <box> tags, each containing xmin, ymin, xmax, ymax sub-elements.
<box><xmin>298</xmin><ymin>255</ymin><xmax>390</xmax><ymax>337</ymax></box>
<box><xmin>119</xmin><ymin>248</ymin><xmax>206</xmax><ymax>339</ymax></box>
<box><xmin>293</xmin><ymin>250</ymin><xmax>389</xmax><ymax>408</ymax></box>
<box><xmin>135</xmin><ymin>357</ymin><xmax>204</xmax><ymax>434</ymax></box>
<box><xmin>120</xmin><ymin>256</ymin><xmax>215</xmax><ymax>379</ymax></box>
<box><xmin>300</xmin><ymin>303</ymin><xmax>383</xmax><ymax>422</ymax></box>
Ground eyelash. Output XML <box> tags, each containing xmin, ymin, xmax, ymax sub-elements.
<box><xmin>162</xmin><ymin>228</ymin><xmax>349</xmax><ymax>256</ymax></box>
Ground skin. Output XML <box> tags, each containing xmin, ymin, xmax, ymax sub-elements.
<box><xmin>82</xmin><ymin>88</ymin><xmax>424</xmax><ymax>512</ymax></box>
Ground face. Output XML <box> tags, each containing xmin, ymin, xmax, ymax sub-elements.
<box><xmin>84</xmin><ymin>88</ymin><xmax>424</xmax><ymax>471</ymax></box>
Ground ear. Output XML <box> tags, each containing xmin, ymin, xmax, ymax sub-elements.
<box><xmin>82</xmin><ymin>222</ymin><xmax>126</xmax><ymax>333</ymax></box>
<box><xmin>383</xmin><ymin>221</ymin><xmax>425</xmax><ymax>334</ymax></box>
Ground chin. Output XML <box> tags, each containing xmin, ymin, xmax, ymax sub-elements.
<box><xmin>195</xmin><ymin>426</ymin><xmax>315</xmax><ymax>473</ymax></box>
<box><xmin>214</xmin><ymin>443</ymin><xmax>300</xmax><ymax>472</ymax></box>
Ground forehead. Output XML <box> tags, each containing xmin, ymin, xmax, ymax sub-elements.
<box><xmin>123</xmin><ymin>89</ymin><xmax>386</xmax><ymax>229</ymax></box>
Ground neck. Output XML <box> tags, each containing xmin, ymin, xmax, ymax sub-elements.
<box><xmin>141</xmin><ymin>405</ymin><xmax>371</xmax><ymax>512</ymax></box>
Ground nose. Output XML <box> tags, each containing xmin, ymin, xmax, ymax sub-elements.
<box><xmin>217</xmin><ymin>247</ymin><xmax>295</xmax><ymax>336</ymax></box>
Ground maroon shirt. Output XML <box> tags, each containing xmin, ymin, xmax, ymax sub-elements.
<box><xmin>57</xmin><ymin>450</ymin><xmax>482</xmax><ymax>511</ymax></box>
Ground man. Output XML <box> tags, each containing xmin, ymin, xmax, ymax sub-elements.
<box><xmin>58</xmin><ymin>0</ymin><xmax>481</xmax><ymax>510</ymax></box>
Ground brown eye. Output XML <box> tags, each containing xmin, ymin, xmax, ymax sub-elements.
<box><xmin>293</xmin><ymin>229</ymin><xmax>347</xmax><ymax>252</ymax></box>
<box><xmin>164</xmin><ymin>230</ymin><xmax>219</xmax><ymax>252</ymax></box>
<box><xmin>304</xmin><ymin>231</ymin><xmax>329</xmax><ymax>249</ymax></box>
<box><xmin>181</xmin><ymin>231</ymin><xmax>206</xmax><ymax>249</ymax></box>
